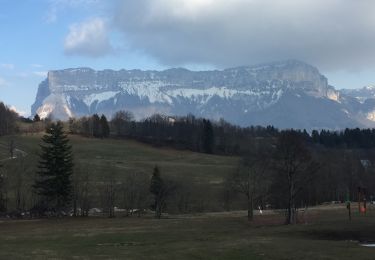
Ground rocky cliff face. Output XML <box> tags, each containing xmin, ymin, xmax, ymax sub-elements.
<box><xmin>31</xmin><ymin>60</ymin><xmax>375</xmax><ymax>130</ymax></box>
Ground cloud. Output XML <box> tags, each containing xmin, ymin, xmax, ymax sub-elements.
<box><xmin>9</xmin><ymin>106</ymin><xmax>27</xmax><ymax>117</ymax></box>
<box><xmin>0</xmin><ymin>63</ymin><xmax>15</xmax><ymax>70</ymax></box>
<box><xmin>64</xmin><ymin>18</ymin><xmax>113</xmax><ymax>57</ymax></box>
<box><xmin>16</xmin><ymin>73</ymin><xmax>29</xmax><ymax>78</ymax></box>
<box><xmin>33</xmin><ymin>71</ymin><xmax>48</xmax><ymax>77</ymax></box>
<box><xmin>31</xmin><ymin>64</ymin><xmax>43</xmax><ymax>68</ymax></box>
<box><xmin>112</xmin><ymin>0</ymin><xmax>375</xmax><ymax>71</ymax></box>
<box><xmin>46</xmin><ymin>0</ymin><xmax>101</xmax><ymax>23</ymax></box>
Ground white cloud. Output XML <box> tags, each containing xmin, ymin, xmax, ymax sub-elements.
<box><xmin>113</xmin><ymin>0</ymin><xmax>375</xmax><ymax>71</ymax></box>
<box><xmin>16</xmin><ymin>73</ymin><xmax>29</xmax><ymax>78</ymax></box>
<box><xmin>33</xmin><ymin>71</ymin><xmax>48</xmax><ymax>77</ymax></box>
<box><xmin>9</xmin><ymin>106</ymin><xmax>27</xmax><ymax>117</ymax></box>
<box><xmin>31</xmin><ymin>64</ymin><xmax>43</xmax><ymax>68</ymax></box>
<box><xmin>64</xmin><ymin>18</ymin><xmax>113</xmax><ymax>57</ymax></box>
<box><xmin>0</xmin><ymin>63</ymin><xmax>15</xmax><ymax>70</ymax></box>
<box><xmin>46</xmin><ymin>0</ymin><xmax>102</xmax><ymax>23</ymax></box>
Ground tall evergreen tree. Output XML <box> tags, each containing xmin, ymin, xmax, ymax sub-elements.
<box><xmin>33</xmin><ymin>122</ymin><xmax>73</xmax><ymax>213</ymax></box>
<box><xmin>202</xmin><ymin>119</ymin><xmax>214</xmax><ymax>154</ymax></box>
<box><xmin>33</xmin><ymin>114</ymin><xmax>41</xmax><ymax>122</ymax></box>
<box><xmin>0</xmin><ymin>102</ymin><xmax>17</xmax><ymax>136</ymax></box>
<box><xmin>150</xmin><ymin>166</ymin><xmax>163</xmax><ymax>218</ymax></box>
<box><xmin>100</xmin><ymin>114</ymin><xmax>110</xmax><ymax>138</ymax></box>
<box><xmin>92</xmin><ymin>114</ymin><xmax>101</xmax><ymax>138</ymax></box>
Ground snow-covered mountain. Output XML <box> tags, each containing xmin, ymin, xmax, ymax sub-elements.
<box><xmin>341</xmin><ymin>86</ymin><xmax>375</xmax><ymax>103</ymax></box>
<box><xmin>340</xmin><ymin>86</ymin><xmax>375</xmax><ymax>123</ymax></box>
<box><xmin>31</xmin><ymin>60</ymin><xmax>375</xmax><ymax>130</ymax></box>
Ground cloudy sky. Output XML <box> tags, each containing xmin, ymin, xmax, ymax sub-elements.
<box><xmin>1</xmin><ymin>0</ymin><xmax>375</xmax><ymax>116</ymax></box>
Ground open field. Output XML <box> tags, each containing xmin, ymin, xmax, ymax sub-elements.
<box><xmin>1</xmin><ymin>134</ymin><xmax>375</xmax><ymax>259</ymax></box>
<box><xmin>0</xmin><ymin>134</ymin><xmax>239</xmax><ymax>184</ymax></box>
<box><xmin>0</xmin><ymin>133</ymin><xmax>241</xmax><ymax>212</ymax></box>
<box><xmin>0</xmin><ymin>205</ymin><xmax>374</xmax><ymax>259</ymax></box>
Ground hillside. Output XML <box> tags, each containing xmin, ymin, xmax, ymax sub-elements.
<box><xmin>0</xmin><ymin>134</ymin><xmax>239</xmax><ymax>212</ymax></box>
<box><xmin>0</xmin><ymin>134</ymin><xmax>238</xmax><ymax>182</ymax></box>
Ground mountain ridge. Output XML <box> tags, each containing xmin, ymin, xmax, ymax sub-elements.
<box><xmin>31</xmin><ymin>60</ymin><xmax>375</xmax><ymax>130</ymax></box>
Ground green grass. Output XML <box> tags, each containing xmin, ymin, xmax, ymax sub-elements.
<box><xmin>0</xmin><ymin>134</ymin><xmax>239</xmax><ymax>184</ymax></box>
<box><xmin>0</xmin><ymin>134</ymin><xmax>240</xmax><ymax>211</ymax></box>
<box><xmin>1</xmin><ymin>135</ymin><xmax>375</xmax><ymax>259</ymax></box>
<box><xmin>0</xmin><ymin>206</ymin><xmax>374</xmax><ymax>259</ymax></box>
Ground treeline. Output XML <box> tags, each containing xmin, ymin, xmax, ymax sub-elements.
<box><xmin>1</xmin><ymin>107</ymin><xmax>374</xmax><ymax>152</ymax></box>
<box><xmin>0</xmin><ymin>102</ymin><xmax>18</xmax><ymax>136</ymax></box>
<box><xmin>312</xmin><ymin>128</ymin><xmax>375</xmax><ymax>148</ymax></box>
<box><xmin>69</xmin><ymin>114</ymin><xmax>110</xmax><ymax>138</ymax></box>
<box><xmin>68</xmin><ymin>111</ymin><xmax>375</xmax><ymax>154</ymax></box>
<box><xmin>69</xmin><ymin>111</ymin><xmax>279</xmax><ymax>155</ymax></box>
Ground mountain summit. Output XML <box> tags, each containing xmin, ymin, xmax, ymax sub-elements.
<box><xmin>31</xmin><ymin>60</ymin><xmax>375</xmax><ymax>130</ymax></box>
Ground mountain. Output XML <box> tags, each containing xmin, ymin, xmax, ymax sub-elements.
<box><xmin>31</xmin><ymin>60</ymin><xmax>375</xmax><ymax>130</ymax></box>
<box><xmin>340</xmin><ymin>86</ymin><xmax>375</xmax><ymax>122</ymax></box>
<box><xmin>341</xmin><ymin>85</ymin><xmax>375</xmax><ymax>102</ymax></box>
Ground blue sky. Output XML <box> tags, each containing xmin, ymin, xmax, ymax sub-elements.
<box><xmin>0</xmin><ymin>0</ymin><xmax>164</xmax><ymax>116</ymax></box>
<box><xmin>1</xmin><ymin>0</ymin><xmax>375</xmax><ymax>116</ymax></box>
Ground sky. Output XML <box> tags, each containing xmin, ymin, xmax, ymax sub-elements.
<box><xmin>1</xmin><ymin>0</ymin><xmax>375</xmax><ymax>116</ymax></box>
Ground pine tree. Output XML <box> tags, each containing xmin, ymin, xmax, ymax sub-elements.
<box><xmin>202</xmin><ymin>119</ymin><xmax>214</xmax><ymax>154</ymax></box>
<box><xmin>100</xmin><ymin>114</ymin><xmax>110</xmax><ymax>138</ymax></box>
<box><xmin>33</xmin><ymin>114</ymin><xmax>41</xmax><ymax>122</ymax></box>
<box><xmin>33</xmin><ymin>122</ymin><xmax>73</xmax><ymax>214</ymax></box>
<box><xmin>92</xmin><ymin>114</ymin><xmax>101</xmax><ymax>138</ymax></box>
<box><xmin>150</xmin><ymin>166</ymin><xmax>163</xmax><ymax>218</ymax></box>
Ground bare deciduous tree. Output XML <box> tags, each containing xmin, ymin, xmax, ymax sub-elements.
<box><xmin>150</xmin><ymin>166</ymin><xmax>175</xmax><ymax>219</ymax></box>
<box><xmin>72</xmin><ymin>163</ymin><xmax>91</xmax><ymax>217</ymax></box>
<box><xmin>230</xmin><ymin>145</ymin><xmax>270</xmax><ymax>221</ymax></box>
<box><xmin>274</xmin><ymin>131</ymin><xmax>319</xmax><ymax>225</ymax></box>
<box><xmin>121</xmin><ymin>172</ymin><xmax>149</xmax><ymax>216</ymax></box>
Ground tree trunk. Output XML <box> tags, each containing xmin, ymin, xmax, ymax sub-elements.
<box><xmin>286</xmin><ymin>202</ymin><xmax>292</xmax><ymax>225</ymax></box>
<box><xmin>286</xmin><ymin>182</ymin><xmax>294</xmax><ymax>225</ymax></box>
<box><xmin>15</xmin><ymin>189</ymin><xmax>21</xmax><ymax>211</ymax></box>
<box><xmin>247</xmin><ymin>194</ymin><xmax>253</xmax><ymax>221</ymax></box>
<box><xmin>73</xmin><ymin>197</ymin><xmax>77</xmax><ymax>217</ymax></box>
<box><xmin>155</xmin><ymin>203</ymin><xmax>162</xmax><ymax>219</ymax></box>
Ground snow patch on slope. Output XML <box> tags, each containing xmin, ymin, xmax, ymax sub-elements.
<box><xmin>83</xmin><ymin>91</ymin><xmax>120</xmax><ymax>106</ymax></box>
<box><xmin>166</xmin><ymin>87</ymin><xmax>283</xmax><ymax>106</ymax></box>
<box><xmin>119</xmin><ymin>81</ymin><xmax>173</xmax><ymax>104</ymax></box>
<box><xmin>117</xmin><ymin>82</ymin><xmax>285</xmax><ymax>107</ymax></box>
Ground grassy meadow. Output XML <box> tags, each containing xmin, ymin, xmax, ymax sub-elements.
<box><xmin>0</xmin><ymin>133</ymin><xmax>240</xmax><ymax>212</ymax></box>
<box><xmin>0</xmin><ymin>205</ymin><xmax>374</xmax><ymax>259</ymax></box>
<box><xmin>0</xmin><ymin>133</ymin><xmax>239</xmax><ymax>184</ymax></box>
<box><xmin>1</xmin><ymin>134</ymin><xmax>375</xmax><ymax>259</ymax></box>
